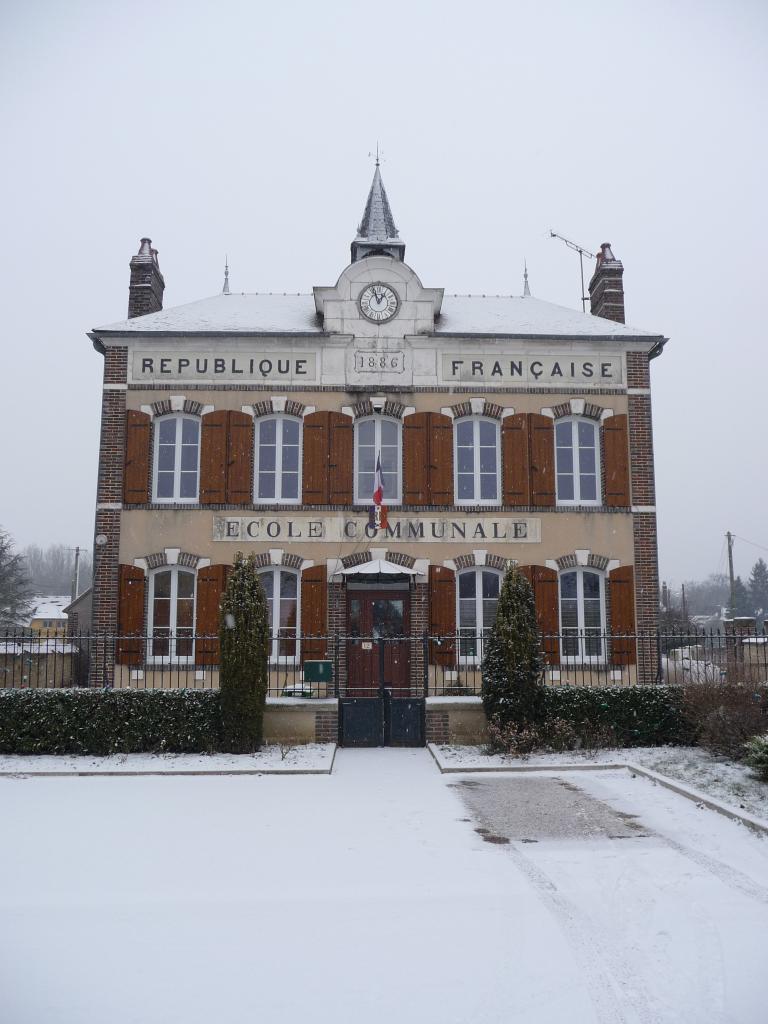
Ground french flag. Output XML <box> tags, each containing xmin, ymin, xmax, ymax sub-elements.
<box><xmin>373</xmin><ymin>453</ymin><xmax>385</xmax><ymax>506</ymax></box>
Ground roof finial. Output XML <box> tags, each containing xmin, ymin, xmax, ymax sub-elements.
<box><xmin>523</xmin><ymin>260</ymin><xmax>531</xmax><ymax>297</ymax></box>
<box><xmin>222</xmin><ymin>255</ymin><xmax>230</xmax><ymax>295</ymax></box>
<box><xmin>375</xmin><ymin>141</ymin><xmax>380</xmax><ymax>168</ymax></box>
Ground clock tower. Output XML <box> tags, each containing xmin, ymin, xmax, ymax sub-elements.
<box><xmin>350</xmin><ymin>159</ymin><xmax>406</xmax><ymax>264</ymax></box>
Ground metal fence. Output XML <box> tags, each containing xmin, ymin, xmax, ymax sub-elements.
<box><xmin>1</xmin><ymin>628</ymin><xmax>766</xmax><ymax>695</ymax></box>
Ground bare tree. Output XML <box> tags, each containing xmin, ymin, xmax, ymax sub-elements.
<box><xmin>23</xmin><ymin>544</ymin><xmax>92</xmax><ymax>595</ymax></box>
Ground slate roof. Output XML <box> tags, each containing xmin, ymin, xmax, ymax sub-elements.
<box><xmin>354</xmin><ymin>164</ymin><xmax>401</xmax><ymax>244</ymax></box>
<box><xmin>93</xmin><ymin>292</ymin><xmax>661</xmax><ymax>339</ymax></box>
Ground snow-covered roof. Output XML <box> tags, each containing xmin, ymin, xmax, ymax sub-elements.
<box><xmin>94</xmin><ymin>292</ymin><xmax>661</xmax><ymax>339</ymax></box>
<box><xmin>29</xmin><ymin>596</ymin><xmax>70</xmax><ymax>623</ymax></box>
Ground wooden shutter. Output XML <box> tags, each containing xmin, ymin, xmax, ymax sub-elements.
<box><xmin>501</xmin><ymin>413</ymin><xmax>530</xmax><ymax>506</ymax></box>
<box><xmin>429</xmin><ymin>565</ymin><xmax>456</xmax><ymax>666</ymax></box>
<box><xmin>226</xmin><ymin>411</ymin><xmax>254</xmax><ymax>504</ymax></box>
<box><xmin>403</xmin><ymin>413</ymin><xmax>429</xmax><ymax>504</ymax></box>
<box><xmin>529</xmin><ymin>414</ymin><xmax>555</xmax><ymax>507</ymax></box>
<box><xmin>609</xmin><ymin>565</ymin><xmax>636</xmax><ymax>665</ymax></box>
<box><xmin>429</xmin><ymin>413</ymin><xmax>454</xmax><ymax>506</ymax></box>
<box><xmin>602</xmin><ymin>414</ymin><xmax>630</xmax><ymax>507</ymax></box>
<box><xmin>195</xmin><ymin>564</ymin><xmax>227</xmax><ymax>665</ymax></box>
<box><xmin>302</xmin><ymin>411</ymin><xmax>330</xmax><ymax>504</ymax></box>
<box><xmin>200</xmin><ymin>411</ymin><xmax>228</xmax><ymax>504</ymax></box>
<box><xmin>117</xmin><ymin>564</ymin><xmax>146</xmax><ymax>665</ymax></box>
<box><xmin>301</xmin><ymin>564</ymin><xmax>327</xmax><ymax>661</ymax></box>
<box><xmin>518</xmin><ymin>564</ymin><xmax>560</xmax><ymax>664</ymax></box>
<box><xmin>124</xmin><ymin>410</ymin><xmax>151</xmax><ymax>503</ymax></box>
<box><xmin>329</xmin><ymin>412</ymin><xmax>353</xmax><ymax>506</ymax></box>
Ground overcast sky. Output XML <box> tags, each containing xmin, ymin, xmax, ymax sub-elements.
<box><xmin>1</xmin><ymin>0</ymin><xmax>766</xmax><ymax>588</ymax></box>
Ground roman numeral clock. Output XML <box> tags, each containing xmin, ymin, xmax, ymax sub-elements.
<box><xmin>359</xmin><ymin>282</ymin><xmax>400</xmax><ymax>322</ymax></box>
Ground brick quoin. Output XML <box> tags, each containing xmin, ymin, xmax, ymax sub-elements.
<box><xmin>425</xmin><ymin>710</ymin><xmax>449</xmax><ymax>744</ymax></box>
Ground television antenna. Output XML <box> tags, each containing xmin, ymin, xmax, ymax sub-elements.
<box><xmin>549</xmin><ymin>230</ymin><xmax>595</xmax><ymax>312</ymax></box>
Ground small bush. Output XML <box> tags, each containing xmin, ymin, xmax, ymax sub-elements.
<box><xmin>0</xmin><ymin>688</ymin><xmax>221</xmax><ymax>755</ymax></box>
<box><xmin>544</xmin><ymin>686</ymin><xmax>688</xmax><ymax>747</ymax></box>
<box><xmin>744</xmin><ymin>734</ymin><xmax>768</xmax><ymax>781</ymax></box>
<box><xmin>682</xmin><ymin>682</ymin><xmax>767</xmax><ymax>758</ymax></box>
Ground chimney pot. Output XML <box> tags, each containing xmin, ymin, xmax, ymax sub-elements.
<box><xmin>128</xmin><ymin>236</ymin><xmax>165</xmax><ymax>319</ymax></box>
<box><xmin>588</xmin><ymin>241</ymin><xmax>625</xmax><ymax>324</ymax></box>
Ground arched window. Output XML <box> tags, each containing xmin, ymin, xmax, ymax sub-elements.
<box><xmin>259</xmin><ymin>567</ymin><xmax>299</xmax><ymax>662</ymax></box>
<box><xmin>457</xmin><ymin>567</ymin><xmax>502</xmax><ymax>661</ymax></box>
<box><xmin>559</xmin><ymin>568</ymin><xmax>606</xmax><ymax>663</ymax></box>
<box><xmin>148</xmin><ymin>566</ymin><xmax>196</xmax><ymax>663</ymax></box>
<box><xmin>354</xmin><ymin>416</ymin><xmax>402</xmax><ymax>505</ymax></box>
<box><xmin>555</xmin><ymin>417</ymin><xmax>600</xmax><ymax>505</ymax></box>
<box><xmin>454</xmin><ymin>417</ymin><xmax>500</xmax><ymax>504</ymax></box>
<box><xmin>254</xmin><ymin>416</ymin><xmax>302</xmax><ymax>503</ymax></box>
<box><xmin>153</xmin><ymin>414</ymin><xmax>200</xmax><ymax>502</ymax></box>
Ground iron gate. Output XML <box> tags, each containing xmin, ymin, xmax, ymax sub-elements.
<box><xmin>339</xmin><ymin>635</ymin><xmax>425</xmax><ymax>747</ymax></box>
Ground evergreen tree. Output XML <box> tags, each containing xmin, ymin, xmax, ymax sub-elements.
<box><xmin>732</xmin><ymin>576</ymin><xmax>751</xmax><ymax>617</ymax></box>
<box><xmin>219</xmin><ymin>553</ymin><xmax>270</xmax><ymax>752</ymax></box>
<box><xmin>481</xmin><ymin>566</ymin><xmax>545</xmax><ymax>727</ymax></box>
<box><xmin>748</xmin><ymin>558</ymin><xmax>768</xmax><ymax>618</ymax></box>
<box><xmin>0</xmin><ymin>528</ymin><xmax>34</xmax><ymax>628</ymax></box>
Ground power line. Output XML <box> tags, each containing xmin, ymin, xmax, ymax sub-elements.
<box><xmin>732</xmin><ymin>534</ymin><xmax>768</xmax><ymax>556</ymax></box>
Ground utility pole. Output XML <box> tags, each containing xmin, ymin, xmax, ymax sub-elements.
<box><xmin>681</xmin><ymin>583</ymin><xmax>687</xmax><ymax>623</ymax></box>
<box><xmin>726</xmin><ymin>531</ymin><xmax>736</xmax><ymax>617</ymax></box>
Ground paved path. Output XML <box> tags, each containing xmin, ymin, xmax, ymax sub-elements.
<box><xmin>1</xmin><ymin>749</ymin><xmax>767</xmax><ymax>1023</ymax></box>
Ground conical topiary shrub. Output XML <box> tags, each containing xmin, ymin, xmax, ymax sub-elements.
<box><xmin>481</xmin><ymin>565</ymin><xmax>545</xmax><ymax>728</ymax></box>
<box><xmin>219</xmin><ymin>553</ymin><xmax>270</xmax><ymax>752</ymax></box>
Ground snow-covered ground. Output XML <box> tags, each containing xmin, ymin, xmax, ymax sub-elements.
<box><xmin>432</xmin><ymin>744</ymin><xmax>768</xmax><ymax>822</ymax></box>
<box><xmin>1</xmin><ymin>748</ymin><xmax>767</xmax><ymax>1023</ymax></box>
<box><xmin>0</xmin><ymin>743</ymin><xmax>335</xmax><ymax>775</ymax></box>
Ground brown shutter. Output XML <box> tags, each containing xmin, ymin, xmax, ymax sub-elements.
<box><xmin>226</xmin><ymin>411</ymin><xmax>254</xmax><ymax>504</ymax></box>
<box><xmin>200</xmin><ymin>411</ymin><xmax>228</xmax><ymax>504</ymax></box>
<box><xmin>501</xmin><ymin>413</ymin><xmax>530</xmax><ymax>506</ymax></box>
<box><xmin>329</xmin><ymin>412</ymin><xmax>353</xmax><ymax>506</ymax></box>
<box><xmin>124</xmin><ymin>410</ymin><xmax>151</xmax><ymax>503</ymax></box>
<box><xmin>195</xmin><ymin>564</ymin><xmax>227</xmax><ymax>665</ymax></box>
<box><xmin>529</xmin><ymin>414</ymin><xmax>555</xmax><ymax>507</ymax></box>
<box><xmin>517</xmin><ymin>564</ymin><xmax>560</xmax><ymax>664</ymax></box>
<box><xmin>429</xmin><ymin>413</ymin><xmax>454</xmax><ymax>506</ymax></box>
<box><xmin>301</xmin><ymin>564</ymin><xmax>327</xmax><ymax>661</ymax></box>
<box><xmin>117</xmin><ymin>564</ymin><xmax>146</xmax><ymax>665</ymax></box>
<box><xmin>429</xmin><ymin>565</ymin><xmax>456</xmax><ymax>666</ymax></box>
<box><xmin>609</xmin><ymin>565</ymin><xmax>636</xmax><ymax>665</ymax></box>
<box><xmin>302</xmin><ymin>411</ymin><xmax>330</xmax><ymax>504</ymax></box>
<box><xmin>403</xmin><ymin>413</ymin><xmax>429</xmax><ymax>504</ymax></box>
<box><xmin>602</xmin><ymin>414</ymin><xmax>630</xmax><ymax>507</ymax></box>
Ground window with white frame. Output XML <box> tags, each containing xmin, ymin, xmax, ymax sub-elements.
<box><xmin>259</xmin><ymin>567</ymin><xmax>299</xmax><ymax>662</ymax></box>
<box><xmin>454</xmin><ymin>417</ymin><xmax>500</xmax><ymax>504</ymax></box>
<box><xmin>354</xmin><ymin>416</ymin><xmax>402</xmax><ymax>505</ymax></box>
<box><xmin>153</xmin><ymin>415</ymin><xmax>200</xmax><ymax>502</ymax></box>
<box><xmin>457</xmin><ymin>567</ymin><xmax>501</xmax><ymax>661</ymax></box>
<box><xmin>555</xmin><ymin>417</ymin><xmax>600</xmax><ymax>505</ymax></box>
<box><xmin>559</xmin><ymin>568</ymin><xmax>606</xmax><ymax>663</ymax></box>
<box><xmin>148</xmin><ymin>567</ymin><xmax>196</xmax><ymax>662</ymax></box>
<box><xmin>254</xmin><ymin>416</ymin><xmax>302</xmax><ymax>503</ymax></box>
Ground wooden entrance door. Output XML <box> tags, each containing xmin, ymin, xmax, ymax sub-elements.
<box><xmin>347</xmin><ymin>590</ymin><xmax>411</xmax><ymax>696</ymax></box>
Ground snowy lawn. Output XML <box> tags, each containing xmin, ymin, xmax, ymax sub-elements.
<box><xmin>1</xmin><ymin>748</ymin><xmax>767</xmax><ymax>1023</ymax></box>
<box><xmin>0</xmin><ymin>743</ymin><xmax>335</xmax><ymax>775</ymax></box>
<box><xmin>432</xmin><ymin>744</ymin><xmax>768</xmax><ymax>822</ymax></box>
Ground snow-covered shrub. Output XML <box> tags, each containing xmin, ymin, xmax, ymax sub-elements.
<box><xmin>0</xmin><ymin>688</ymin><xmax>221</xmax><ymax>755</ymax></box>
<box><xmin>683</xmin><ymin>682</ymin><xmax>767</xmax><ymax>758</ymax></box>
<box><xmin>543</xmin><ymin>686</ymin><xmax>689</xmax><ymax>747</ymax></box>
<box><xmin>219</xmin><ymin>553</ymin><xmax>270</xmax><ymax>753</ymax></box>
<box><xmin>744</xmin><ymin>734</ymin><xmax>768</xmax><ymax>780</ymax></box>
<box><xmin>481</xmin><ymin>567</ymin><xmax>545</xmax><ymax>729</ymax></box>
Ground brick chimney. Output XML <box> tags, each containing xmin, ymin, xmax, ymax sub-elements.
<box><xmin>127</xmin><ymin>237</ymin><xmax>165</xmax><ymax>319</ymax></box>
<box><xmin>588</xmin><ymin>242</ymin><xmax>625</xmax><ymax>324</ymax></box>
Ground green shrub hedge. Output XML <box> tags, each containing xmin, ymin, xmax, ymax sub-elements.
<box><xmin>0</xmin><ymin>689</ymin><xmax>222</xmax><ymax>755</ymax></box>
<box><xmin>542</xmin><ymin>686</ymin><xmax>689</xmax><ymax>747</ymax></box>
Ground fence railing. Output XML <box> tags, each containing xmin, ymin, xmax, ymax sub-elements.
<box><xmin>1</xmin><ymin>628</ymin><xmax>766</xmax><ymax>695</ymax></box>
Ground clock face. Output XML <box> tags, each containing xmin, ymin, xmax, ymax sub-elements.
<box><xmin>359</xmin><ymin>283</ymin><xmax>400</xmax><ymax>323</ymax></box>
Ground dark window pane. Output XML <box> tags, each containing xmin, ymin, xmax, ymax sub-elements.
<box><xmin>479</xmin><ymin>448</ymin><xmax>496</xmax><ymax>473</ymax></box>
<box><xmin>181</xmin><ymin>418</ymin><xmax>198</xmax><ymax>444</ymax></box>
<box><xmin>458</xmin><ymin>572</ymin><xmax>476</xmax><ymax>598</ymax></box>
<box><xmin>480</xmin><ymin>474</ymin><xmax>496</xmax><ymax>500</ymax></box>
<box><xmin>358</xmin><ymin>420</ymin><xmax>374</xmax><ymax>444</ymax></box>
<box><xmin>556</xmin><ymin>448</ymin><xmax>573</xmax><ymax>474</ymax></box>
<box><xmin>482</xmin><ymin>571</ymin><xmax>500</xmax><ymax>598</ymax></box>
<box><xmin>259</xmin><ymin>571</ymin><xmax>273</xmax><ymax>599</ymax></box>
<box><xmin>282</xmin><ymin>473</ymin><xmax>298</xmax><ymax>499</ymax></box>
<box><xmin>578</xmin><ymin>420</ymin><xmax>595</xmax><ymax>446</ymax></box>
<box><xmin>557</xmin><ymin>475</ymin><xmax>574</xmax><ymax>501</ymax></box>
<box><xmin>458</xmin><ymin>475</ymin><xmax>474</xmax><ymax>499</ymax></box>
<box><xmin>260</xmin><ymin>418</ymin><xmax>276</xmax><ymax>444</ymax></box>
<box><xmin>580</xmin><ymin>476</ymin><xmax>597</xmax><ymax>501</ymax></box>
<box><xmin>560</xmin><ymin>572</ymin><xmax>577</xmax><ymax>599</ymax></box>
<box><xmin>180</xmin><ymin>472</ymin><xmax>197</xmax><ymax>498</ymax></box>
<box><xmin>159</xmin><ymin>419</ymin><xmax>176</xmax><ymax>443</ymax></box>
<box><xmin>283</xmin><ymin>419</ymin><xmax>299</xmax><ymax>444</ymax></box>
<box><xmin>280</xmin><ymin>571</ymin><xmax>297</xmax><ymax>599</ymax></box>
<box><xmin>258</xmin><ymin>473</ymin><xmax>276</xmax><ymax>499</ymax></box>
<box><xmin>555</xmin><ymin>421</ymin><xmax>571</xmax><ymax>445</ymax></box>
<box><xmin>456</xmin><ymin>421</ymin><xmax>473</xmax><ymax>445</ymax></box>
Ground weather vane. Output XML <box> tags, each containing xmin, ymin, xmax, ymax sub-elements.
<box><xmin>368</xmin><ymin>143</ymin><xmax>384</xmax><ymax>167</ymax></box>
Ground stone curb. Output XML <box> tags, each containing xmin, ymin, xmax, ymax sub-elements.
<box><xmin>427</xmin><ymin>744</ymin><xmax>768</xmax><ymax>836</ymax></box>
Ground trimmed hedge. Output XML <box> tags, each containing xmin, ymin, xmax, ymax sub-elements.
<box><xmin>542</xmin><ymin>686</ymin><xmax>689</xmax><ymax>747</ymax></box>
<box><xmin>0</xmin><ymin>689</ymin><xmax>222</xmax><ymax>755</ymax></box>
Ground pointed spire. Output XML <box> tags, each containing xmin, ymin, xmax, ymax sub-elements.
<box><xmin>350</xmin><ymin>159</ymin><xmax>406</xmax><ymax>263</ymax></box>
<box><xmin>523</xmin><ymin>260</ymin><xmax>531</xmax><ymax>297</ymax></box>
<box><xmin>222</xmin><ymin>256</ymin><xmax>230</xmax><ymax>295</ymax></box>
